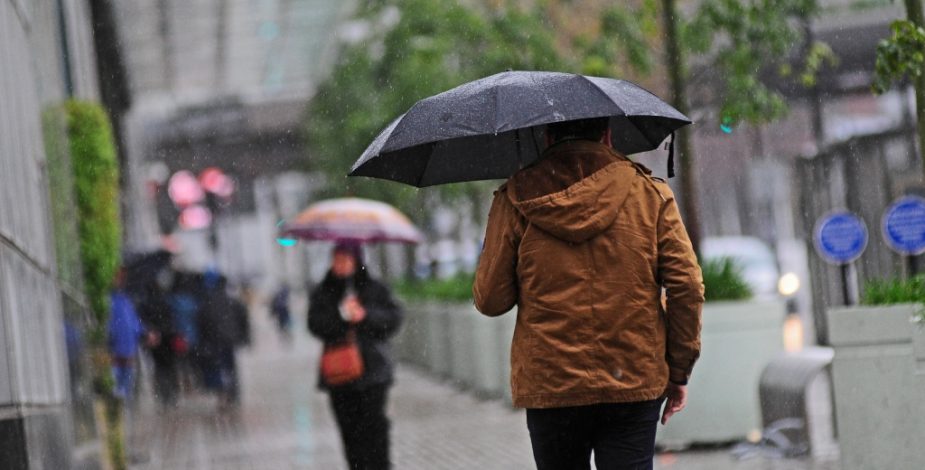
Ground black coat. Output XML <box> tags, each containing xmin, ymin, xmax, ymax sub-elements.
<box><xmin>308</xmin><ymin>269</ymin><xmax>403</xmax><ymax>391</ymax></box>
<box><xmin>197</xmin><ymin>288</ymin><xmax>249</xmax><ymax>362</ymax></box>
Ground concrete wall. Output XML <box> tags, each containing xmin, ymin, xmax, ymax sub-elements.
<box><xmin>0</xmin><ymin>0</ymin><xmax>100</xmax><ymax>467</ymax></box>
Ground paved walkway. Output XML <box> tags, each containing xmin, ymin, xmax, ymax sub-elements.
<box><xmin>128</xmin><ymin>303</ymin><xmax>839</xmax><ymax>470</ymax></box>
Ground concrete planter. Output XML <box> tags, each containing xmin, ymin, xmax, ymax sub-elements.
<box><xmin>394</xmin><ymin>303</ymin><xmax>427</xmax><ymax>367</ymax></box>
<box><xmin>657</xmin><ymin>300</ymin><xmax>786</xmax><ymax>446</ymax></box>
<box><xmin>448</xmin><ymin>304</ymin><xmax>477</xmax><ymax>389</ymax></box>
<box><xmin>827</xmin><ymin>304</ymin><xmax>925</xmax><ymax>470</ymax></box>
<box><xmin>398</xmin><ymin>302</ymin><xmax>515</xmax><ymax>400</ymax></box>
<box><xmin>424</xmin><ymin>304</ymin><xmax>453</xmax><ymax>378</ymax></box>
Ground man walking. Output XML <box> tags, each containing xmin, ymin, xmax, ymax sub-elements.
<box><xmin>474</xmin><ymin>117</ymin><xmax>704</xmax><ymax>469</ymax></box>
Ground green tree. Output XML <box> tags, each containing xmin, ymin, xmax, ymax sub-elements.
<box><xmin>578</xmin><ymin>0</ymin><xmax>828</xmax><ymax>251</ymax></box>
<box><xmin>873</xmin><ymin>0</ymin><xmax>925</xmax><ymax>177</ymax></box>
<box><xmin>305</xmin><ymin>0</ymin><xmax>568</xmax><ymax>221</ymax></box>
<box><xmin>309</xmin><ymin>0</ymin><xmax>831</xmax><ymax>253</ymax></box>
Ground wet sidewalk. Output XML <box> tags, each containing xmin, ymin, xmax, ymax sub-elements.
<box><xmin>128</xmin><ymin>304</ymin><xmax>838</xmax><ymax>469</ymax></box>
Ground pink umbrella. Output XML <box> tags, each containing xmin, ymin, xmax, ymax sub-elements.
<box><xmin>280</xmin><ymin>198</ymin><xmax>423</xmax><ymax>244</ymax></box>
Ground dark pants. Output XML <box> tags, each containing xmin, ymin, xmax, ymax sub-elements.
<box><xmin>220</xmin><ymin>347</ymin><xmax>240</xmax><ymax>402</ymax></box>
<box><xmin>329</xmin><ymin>384</ymin><xmax>391</xmax><ymax>470</ymax></box>
<box><xmin>151</xmin><ymin>348</ymin><xmax>178</xmax><ymax>406</ymax></box>
<box><xmin>526</xmin><ymin>398</ymin><xmax>664</xmax><ymax>470</ymax></box>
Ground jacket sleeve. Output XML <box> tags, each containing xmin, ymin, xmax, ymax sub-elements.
<box><xmin>357</xmin><ymin>282</ymin><xmax>403</xmax><ymax>339</ymax></box>
<box><xmin>307</xmin><ymin>288</ymin><xmax>349</xmax><ymax>341</ymax></box>
<box><xmin>656</xmin><ymin>186</ymin><xmax>705</xmax><ymax>385</ymax></box>
<box><xmin>473</xmin><ymin>187</ymin><xmax>523</xmax><ymax>316</ymax></box>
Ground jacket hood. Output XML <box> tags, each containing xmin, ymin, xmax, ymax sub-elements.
<box><xmin>506</xmin><ymin>141</ymin><xmax>639</xmax><ymax>243</ymax></box>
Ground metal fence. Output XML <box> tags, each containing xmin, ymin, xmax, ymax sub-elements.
<box><xmin>795</xmin><ymin>127</ymin><xmax>921</xmax><ymax>344</ymax></box>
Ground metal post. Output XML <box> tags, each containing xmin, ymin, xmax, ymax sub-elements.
<box><xmin>840</xmin><ymin>263</ymin><xmax>852</xmax><ymax>306</ymax></box>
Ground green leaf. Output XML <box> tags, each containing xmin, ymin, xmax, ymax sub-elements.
<box><xmin>873</xmin><ymin>20</ymin><xmax>925</xmax><ymax>94</ymax></box>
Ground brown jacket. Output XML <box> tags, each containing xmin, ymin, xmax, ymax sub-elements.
<box><xmin>473</xmin><ymin>140</ymin><xmax>703</xmax><ymax>409</ymax></box>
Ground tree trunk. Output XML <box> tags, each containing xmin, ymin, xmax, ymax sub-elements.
<box><xmin>904</xmin><ymin>0</ymin><xmax>925</xmax><ymax>172</ymax></box>
<box><xmin>661</xmin><ymin>0</ymin><xmax>702</xmax><ymax>254</ymax></box>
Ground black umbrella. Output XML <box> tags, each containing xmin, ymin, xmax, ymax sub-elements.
<box><xmin>122</xmin><ymin>249</ymin><xmax>173</xmax><ymax>293</ymax></box>
<box><xmin>349</xmin><ymin>71</ymin><xmax>691</xmax><ymax>187</ymax></box>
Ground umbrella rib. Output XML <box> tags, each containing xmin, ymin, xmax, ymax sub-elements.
<box><xmin>583</xmin><ymin>78</ymin><xmax>658</xmax><ymax>148</ymax></box>
<box><xmin>416</xmin><ymin>142</ymin><xmax>438</xmax><ymax>187</ymax></box>
<box><xmin>583</xmin><ymin>76</ymin><xmax>627</xmax><ymax>119</ymax></box>
<box><xmin>494</xmin><ymin>82</ymin><xmax>502</xmax><ymax>134</ymax></box>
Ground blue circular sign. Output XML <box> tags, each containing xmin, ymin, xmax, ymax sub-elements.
<box><xmin>814</xmin><ymin>211</ymin><xmax>868</xmax><ymax>264</ymax></box>
<box><xmin>882</xmin><ymin>196</ymin><xmax>925</xmax><ymax>255</ymax></box>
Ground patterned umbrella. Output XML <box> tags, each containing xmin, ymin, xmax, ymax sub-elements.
<box><xmin>280</xmin><ymin>198</ymin><xmax>423</xmax><ymax>244</ymax></box>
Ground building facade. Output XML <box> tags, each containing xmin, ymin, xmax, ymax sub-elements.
<box><xmin>0</xmin><ymin>0</ymin><xmax>101</xmax><ymax>467</ymax></box>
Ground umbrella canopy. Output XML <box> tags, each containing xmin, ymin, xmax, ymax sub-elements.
<box><xmin>122</xmin><ymin>249</ymin><xmax>173</xmax><ymax>293</ymax></box>
<box><xmin>281</xmin><ymin>198</ymin><xmax>423</xmax><ymax>244</ymax></box>
<box><xmin>349</xmin><ymin>71</ymin><xmax>691</xmax><ymax>187</ymax></box>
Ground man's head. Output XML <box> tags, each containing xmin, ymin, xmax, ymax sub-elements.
<box><xmin>545</xmin><ymin>117</ymin><xmax>612</xmax><ymax>147</ymax></box>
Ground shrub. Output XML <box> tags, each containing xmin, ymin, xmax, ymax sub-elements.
<box><xmin>862</xmin><ymin>276</ymin><xmax>925</xmax><ymax>306</ymax></box>
<box><xmin>862</xmin><ymin>276</ymin><xmax>925</xmax><ymax>324</ymax></box>
<box><xmin>395</xmin><ymin>272</ymin><xmax>475</xmax><ymax>303</ymax></box>
<box><xmin>65</xmin><ymin>100</ymin><xmax>121</xmax><ymax>331</ymax></box>
<box><xmin>701</xmin><ymin>257</ymin><xmax>753</xmax><ymax>302</ymax></box>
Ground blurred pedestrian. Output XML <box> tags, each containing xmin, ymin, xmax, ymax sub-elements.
<box><xmin>308</xmin><ymin>242</ymin><xmax>403</xmax><ymax>470</ymax></box>
<box><xmin>168</xmin><ymin>272</ymin><xmax>200</xmax><ymax>394</ymax></box>
<box><xmin>137</xmin><ymin>272</ymin><xmax>181</xmax><ymax>407</ymax></box>
<box><xmin>473</xmin><ymin>117</ymin><xmax>704</xmax><ymax>470</ymax></box>
<box><xmin>226</xmin><ymin>285</ymin><xmax>251</xmax><ymax>403</ymax></box>
<box><xmin>270</xmin><ymin>284</ymin><xmax>293</xmax><ymax>342</ymax></box>
<box><xmin>196</xmin><ymin>270</ymin><xmax>249</xmax><ymax>406</ymax></box>
<box><xmin>108</xmin><ymin>267</ymin><xmax>147</xmax><ymax>401</ymax></box>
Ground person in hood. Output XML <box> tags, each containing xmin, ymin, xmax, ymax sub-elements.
<box><xmin>473</xmin><ymin>117</ymin><xmax>704</xmax><ymax>470</ymax></box>
<box><xmin>108</xmin><ymin>267</ymin><xmax>147</xmax><ymax>400</ymax></box>
<box><xmin>308</xmin><ymin>242</ymin><xmax>403</xmax><ymax>470</ymax></box>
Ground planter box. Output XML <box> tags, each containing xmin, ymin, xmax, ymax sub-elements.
<box><xmin>398</xmin><ymin>302</ymin><xmax>515</xmax><ymax>400</ymax></box>
<box><xmin>657</xmin><ymin>300</ymin><xmax>786</xmax><ymax>446</ymax></box>
<box><xmin>827</xmin><ymin>304</ymin><xmax>925</xmax><ymax>470</ymax></box>
<box><xmin>394</xmin><ymin>303</ymin><xmax>427</xmax><ymax>367</ymax></box>
<box><xmin>448</xmin><ymin>304</ymin><xmax>477</xmax><ymax>389</ymax></box>
<box><xmin>394</xmin><ymin>301</ymin><xmax>452</xmax><ymax>376</ymax></box>
<box><xmin>424</xmin><ymin>304</ymin><xmax>453</xmax><ymax>378</ymax></box>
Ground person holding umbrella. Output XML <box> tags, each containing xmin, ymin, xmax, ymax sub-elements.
<box><xmin>473</xmin><ymin>117</ymin><xmax>703</xmax><ymax>469</ymax></box>
<box><xmin>348</xmin><ymin>71</ymin><xmax>704</xmax><ymax>469</ymax></box>
<box><xmin>307</xmin><ymin>241</ymin><xmax>403</xmax><ymax>470</ymax></box>
<box><xmin>283</xmin><ymin>197</ymin><xmax>416</xmax><ymax>470</ymax></box>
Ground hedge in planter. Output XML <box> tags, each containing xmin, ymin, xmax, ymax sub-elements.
<box><xmin>65</xmin><ymin>100</ymin><xmax>125</xmax><ymax>469</ymax></box>
<box><xmin>701</xmin><ymin>257</ymin><xmax>752</xmax><ymax>302</ymax></box>
<box><xmin>395</xmin><ymin>272</ymin><xmax>474</xmax><ymax>302</ymax></box>
<box><xmin>66</xmin><ymin>100</ymin><xmax>121</xmax><ymax>330</ymax></box>
<box><xmin>862</xmin><ymin>275</ymin><xmax>925</xmax><ymax>322</ymax></box>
